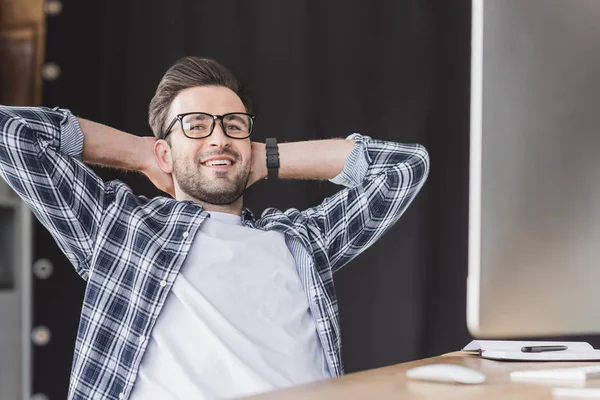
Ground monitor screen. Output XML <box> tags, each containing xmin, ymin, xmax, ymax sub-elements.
<box><xmin>467</xmin><ymin>0</ymin><xmax>600</xmax><ymax>337</ymax></box>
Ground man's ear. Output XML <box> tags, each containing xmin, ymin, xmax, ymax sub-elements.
<box><xmin>154</xmin><ymin>139</ymin><xmax>174</xmax><ymax>174</ymax></box>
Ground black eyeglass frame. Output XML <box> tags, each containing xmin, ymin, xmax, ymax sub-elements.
<box><xmin>162</xmin><ymin>112</ymin><xmax>256</xmax><ymax>140</ymax></box>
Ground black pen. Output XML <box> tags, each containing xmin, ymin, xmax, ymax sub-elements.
<box><xmin>521</xmin><ymin>345</ymin><xmax>568</xmax><ymax>353</ymax></box>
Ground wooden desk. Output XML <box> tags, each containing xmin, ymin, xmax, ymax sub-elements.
<box><xmin>245</xmin><ymin>351</ymin><xmax>600</xmax><ymax>399</ymax></box>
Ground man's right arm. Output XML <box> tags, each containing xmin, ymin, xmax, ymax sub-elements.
<box><xmin>77</xmin><ymin>118</ymin><xmax>174</xmax><ymax>195</ymax></box>
<box><xmin>0</xmin><ymin>106</ymin><xmax>163</xmax><ymax>278</ymax></box>
<box><xmin>79</xmin><ymin>117</ymin><xmax>151</xmax><ymax>172</ymax></box>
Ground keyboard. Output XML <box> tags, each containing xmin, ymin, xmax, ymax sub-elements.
<box><xmin>511</xmin><ymin>365</ymin><xmax>600</xmax><ymax>382</ymax></box>
<box><xmin>553</xmin><ymin>387</ymin><xmax>600</xmax><ymax>398</ymax></box>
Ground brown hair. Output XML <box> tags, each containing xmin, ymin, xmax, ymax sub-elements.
<box><xmin>148</xmin><ymin>56</ymin><xmax>252</xmax><ymax>140</ymax></box>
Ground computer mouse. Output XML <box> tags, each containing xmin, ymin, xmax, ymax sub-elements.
<box><xmin>406</xmin><ymin>364</ymin><xmax>486</xmax><ymax>384</ymax></box>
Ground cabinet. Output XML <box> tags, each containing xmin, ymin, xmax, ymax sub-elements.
<box><xmin>0</xmin><ymin>181</ymin><xmax>32</xmax><ymax>400</ymax></box>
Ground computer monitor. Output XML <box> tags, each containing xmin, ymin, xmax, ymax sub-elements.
<box><xmin>467</xmin><ymin>0</ymin><xmax>600</xmax><ymax>338</ymax></box>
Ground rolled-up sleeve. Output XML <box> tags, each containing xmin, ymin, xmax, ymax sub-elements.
<box><xmin>305</xmin><ymin>133</ymin><xmax>430</xmax><ymax>273</ymax></box>
<box><xmin>0</xmin><ymin>106</ymin><xmax>107</xmax><ymax>279</ymax></box>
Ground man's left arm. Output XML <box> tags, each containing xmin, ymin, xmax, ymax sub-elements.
<box><xmin>251</xmin><ymin>135</ymin><xmax>430</xmax><ymax>273</ymax></box>
<box><xmin>248</xmin><ymin>139</ymin><xmax>355</xmax><ymax>185</ymax></box>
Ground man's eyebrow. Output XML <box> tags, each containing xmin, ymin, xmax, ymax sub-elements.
<box><xmin>226</xmin><ymin>114</ymin><xmax>244</xmax><ymax>121</ymax></box>
<box><xmin>187</xmin><ymin>114</ymin><xmax>209</xmax><ymax>121</ymax></box>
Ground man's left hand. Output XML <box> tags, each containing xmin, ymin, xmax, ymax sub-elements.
<box><xmin>246</xmin><ymin>142</ymin><xmax>267</xmax><ymax>188</ymax></box>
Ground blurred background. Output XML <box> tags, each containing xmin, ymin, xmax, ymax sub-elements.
<box><xmin>2</xmin><ymin>0</ymin><xmax>479</xmax><ymax>398</ymax></box>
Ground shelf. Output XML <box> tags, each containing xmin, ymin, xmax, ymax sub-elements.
<box><xmin>0</xmin><ymin>196</ymin><xmax>20</xmax><ymax>209</ymax></box>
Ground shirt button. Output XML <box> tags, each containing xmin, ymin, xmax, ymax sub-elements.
<box><xmin>139</xmin><ymin>335</ymin><xmax>146</xmax><ymax>344</ymax></box>
<box><xmin>183</xmin><ymin>231</ymin><xmax>189</xmax><ymax>238</ymax></box>
<box><xmin>160</xmin><ymin>280</ymin><xmax>167</xmax><ymax>287</ymax></box>
<box><xmin>119</xmin><ymin>393</ymin><xmax>124</xmax><ymax>399</ymax></box>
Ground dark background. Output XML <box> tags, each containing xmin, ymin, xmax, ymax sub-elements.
<box><xmin>34</xmin><ymin>0</ymin><xmax>475</xmax><ymax>397</ymax></box>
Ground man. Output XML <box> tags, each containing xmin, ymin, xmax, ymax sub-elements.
<box><xmin>0</xmin><ymin>57</ymin><xmax>429</xmax><ymax>400</ymax></box>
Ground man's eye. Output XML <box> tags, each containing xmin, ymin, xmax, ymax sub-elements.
<box><xmin>226</xmin><ymin>125</ymin><xmax>240</xmax><ymax>130</ymax></box>
<box><xmin>189</xmin><ymin>124</ymin><xmax>208</xmax><ymax>130</ymax></box>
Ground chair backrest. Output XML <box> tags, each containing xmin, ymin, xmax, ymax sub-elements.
<box><xmin>0</xmin><ymin>0</ymin><xmax>46</xmax><ymax>105</ymax></box>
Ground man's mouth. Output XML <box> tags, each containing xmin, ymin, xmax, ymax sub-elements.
<box><xmin>201</xmin><ymin>158</ymin><xmax>235</xmax><ymax>170</ymax></box>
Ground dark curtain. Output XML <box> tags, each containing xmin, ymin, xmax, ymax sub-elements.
<box><xmin>35</xmin><ymin>1</ymin><xmax>474</xmax><ymax>397</ymax></box>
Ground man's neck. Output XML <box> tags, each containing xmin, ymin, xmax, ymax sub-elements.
<box><xmin>177</xmin><ymin>194</ymin><xmax>243</xmax><ymax>216</ymax></box>
<box><xmin>199</xmin><ymin>201</ymin><xmax>243</xmax><ymax>216</ymax></box>
<box><xmin>174</xmin><ymin>186</ymin><xmax>244</xmax><ymax>216</ymax></box>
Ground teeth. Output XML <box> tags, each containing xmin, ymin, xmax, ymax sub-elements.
<box><xmin>205</xmin><ymin>159</ymin><xmax>232</xmax><ymax>166</ymax></box>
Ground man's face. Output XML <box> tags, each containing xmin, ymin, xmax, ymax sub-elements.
<box><xmin>165</xmin><ymin>86</ymin><xmax>252</xmax><ymax>205</ymax></box>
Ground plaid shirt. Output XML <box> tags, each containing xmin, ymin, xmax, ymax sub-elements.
<box><xmin>0</xmin><ymin>106</ymin><xmax>429</xmax><ymax>400</ymax></box>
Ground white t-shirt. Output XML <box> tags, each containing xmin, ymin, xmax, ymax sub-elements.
<box><xmin>129</xmin><ymin>211</ymin><xmax>328</xmax><ymax>400</ymax></box>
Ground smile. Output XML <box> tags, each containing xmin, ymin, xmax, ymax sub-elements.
<box><xmin>200</xmin><ymin>157</ymin><xmax>236</xmax><ymax>170</ymax></box>
<box><xmin>203</xmin><ymin>159</ymin><xmax>232</xmax><ymax>166</ymax></box>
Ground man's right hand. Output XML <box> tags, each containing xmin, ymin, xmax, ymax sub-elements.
<box><xmin>140</xmin><ymin>137</ymin><xmax>175</xmax><ymax>197</ymax></box>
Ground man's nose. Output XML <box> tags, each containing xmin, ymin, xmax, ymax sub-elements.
<box><xmin>207</xmin><ymin>121</ymin><xmax>231</xmax><ymax>147</ymax></box>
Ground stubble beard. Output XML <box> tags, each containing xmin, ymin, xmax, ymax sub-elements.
<box><xmin>173</xmin><ymin>154</ymin><xmax>250</xmax><ymax>205</ymax></box>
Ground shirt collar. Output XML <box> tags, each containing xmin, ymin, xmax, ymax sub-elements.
<box><xmin>241</xmin><ymin>207</ymin><xmax>255</xmax><ymax>222</ymax></box>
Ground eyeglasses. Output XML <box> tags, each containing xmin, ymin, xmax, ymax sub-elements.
<box><xmin>162</xmin><ymin>112</ymin><xmax>256</xmax><ymax>140</ymax></box>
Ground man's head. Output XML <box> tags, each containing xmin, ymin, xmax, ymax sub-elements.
<box><xmin>149</xmin><ymin>57</ymin><xmax>254</xmax><ymax>208</ymax></box>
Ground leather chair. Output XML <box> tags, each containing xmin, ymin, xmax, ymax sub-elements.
<box><xmin>0</xmin><ymin>0</ymin><xmax>46</xmax><ymax>106</ymax></box>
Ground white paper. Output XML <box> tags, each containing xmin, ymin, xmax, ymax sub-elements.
<box><xmin>462</xmin><ymin>340</ymin><xmax>593</xmax><ymax>353</ymax></box>
<box><xmin>481</xmin><ymin>349</ymin><xmax>600</xmax><ymax>361</ymax></box>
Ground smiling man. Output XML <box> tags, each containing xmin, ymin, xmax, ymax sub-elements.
<box><xmin>156</xmin><ymin>86</ymin><xmax>256</xmax><ymax>207</ymax></box>
<box><xmin>0</xmin><ymin>57</ymin><xmax>429</xmax><ymax>400</ymax></box>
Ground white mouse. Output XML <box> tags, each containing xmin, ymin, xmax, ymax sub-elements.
<box><xmin>406</xmin><ymin>364</ymin><xmax>486</xmax><ymax>384</ymax></box>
